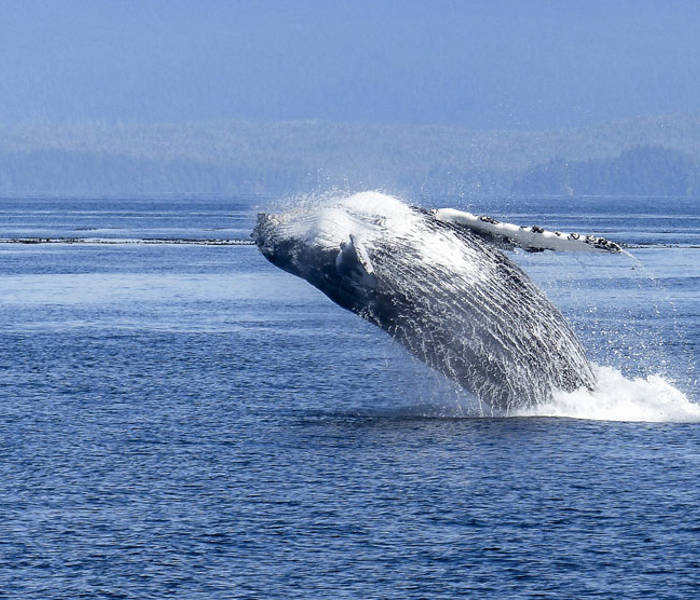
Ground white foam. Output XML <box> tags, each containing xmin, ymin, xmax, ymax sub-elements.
<box><xmin>273</xmin><ymin>191</ymin><xmax>484</xmax><ymax>282</ymax></box>
<box><xmin>515</xmin><ymin>365</ymin><xmax>700</xmax><ymax>422</ymax></box>
<box><xmin>296</xmin><ymin>191</ymin><xmax>415</xmax><ymax>248</ymax></box>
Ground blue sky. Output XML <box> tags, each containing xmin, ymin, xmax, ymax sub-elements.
<box><xmin>1</xmin><ymin>0</ymin><xmax>699</xmax><ymax>129</ymax></box>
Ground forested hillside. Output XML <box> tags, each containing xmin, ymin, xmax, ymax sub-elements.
<box><xmin>513</xmin><ymin>146</ymin><xmax>700</xmax><ymax>197</ymax></box>
<box><xmin>1</xmin><ymin>114</ymin><xmax>699</xmax><ymax>197</ymax></box>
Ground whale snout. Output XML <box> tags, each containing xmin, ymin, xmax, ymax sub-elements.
<box><xmin>252</xmin><ymin>213</ymin><xmax>281</xmax><ymax>258</ymax></box>
<box><xmin>252</xmin><ymin>212</ymin><xmax>277</xmax><ymax>239</ymax></box>
<box><xmin>252</xmin><ymin>212</ymin><xmax>308</xmax><ymax>277</ymax></box>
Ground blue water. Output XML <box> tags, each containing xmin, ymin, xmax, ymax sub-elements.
<box><xmin>1</xmin><ymin>196</ymin><xmax>698</xmax><ymax>598</ymax></box>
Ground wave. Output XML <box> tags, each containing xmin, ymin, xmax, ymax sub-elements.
<box><xmin>514</xmin><ymin>365</ymin><xmax>700</xmax><ymax>423</ymax></box>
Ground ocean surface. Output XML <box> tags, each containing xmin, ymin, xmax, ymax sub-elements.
<box><xmin>1</xmin><ymin>194</ymin><xmax>698</xmax><ymax>598</ymax></box>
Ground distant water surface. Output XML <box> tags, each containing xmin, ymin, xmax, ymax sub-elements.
<box><xmin>0</xmin><ymin>195</ymin><xmax>698</xmax><ymax>599</ymax></box>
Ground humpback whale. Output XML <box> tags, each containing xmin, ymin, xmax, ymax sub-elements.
<box><xmin>253</xmin><ymin>192</ymin><xmax>621</xmax><ymax>410</ymax></box>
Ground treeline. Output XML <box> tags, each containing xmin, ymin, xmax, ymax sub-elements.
<box><xmin>1</xmin><ymin>114</ymin><xmax>700</xmax><ymax>197</ymax></box>
<box><xmin>0</xmin><ymin>150</ymin><xmax>306</xmax><ymax>196</ymax></box>
<box><xmin>513</xmin><ymin>146</ymin><xmax>700</xmax><ymax>196</ymax></box>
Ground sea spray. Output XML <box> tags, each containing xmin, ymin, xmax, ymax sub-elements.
<box><xmin>512</xmin><ymin>246</ymin><xmax>697</xmax><ymax>395</ymax></box>
<box><xmin>515</xmin><ymin>365</ymin><xmax>700</xmax><ymax>422</ymax></box>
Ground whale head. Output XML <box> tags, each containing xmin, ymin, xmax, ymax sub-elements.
<box><xmin>253</xmin><ymin>192</ymin><xmax>395</xmax><ymax>313</ymax></box>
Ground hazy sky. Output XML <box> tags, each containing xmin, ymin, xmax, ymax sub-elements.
<box><xmin>1</xmin><ymin>0</ymin><xmax>699</xmax><ymax>130</ymax></box>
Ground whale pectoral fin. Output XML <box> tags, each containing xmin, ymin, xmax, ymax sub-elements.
<box><xmin>336</xmin><ymin>235</ymin><xmax>377</xmax><ymax>288</ymax></box>
<box><xmin>433</xmin><ymin>208</ymin><xmax>622</xmax><ymax>253</ymax></box>
<box><xmin>348</xmin><ymin>234</ymin><xmax>374</xmax><ymax>274</ymax></box>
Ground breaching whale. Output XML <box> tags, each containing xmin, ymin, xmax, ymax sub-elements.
<box><xmin>253</xmin><ymin>192</ymin><xmax>621</xmax><ymax>410</ymax></box>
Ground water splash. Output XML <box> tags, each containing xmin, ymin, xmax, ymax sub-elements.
<box><xmin>515</xmin><ymin>365</ymin><xmax>700</xmax><ymax>422</ymax></box>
